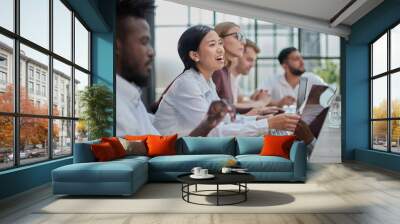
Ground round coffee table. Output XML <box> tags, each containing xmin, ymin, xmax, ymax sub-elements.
<box><xmin>177</xmin><ymin>172</ymin><xmax>255</xmax><ymax>206</ymax></box>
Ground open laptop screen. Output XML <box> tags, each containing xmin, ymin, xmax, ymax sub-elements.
<box><xmin>299</xmin><ymin>85</ymin><xmax>336</xmax><ymax>138</ymax></box>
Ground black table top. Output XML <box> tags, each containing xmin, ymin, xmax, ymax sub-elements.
<box><xmin>177</xmin><ymin>172</ymin><xmax>255</xmax><ymax>185</ymax></box>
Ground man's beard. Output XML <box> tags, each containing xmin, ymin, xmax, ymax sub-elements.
<box><xmin>289</xmin><ymin>65</ymin><xmax>305</xmax><ymax>76</ymax></box>
<box><xmin>120</xmin><ymin>60</ymin><xmax>150</xmax><ymax>87</ymax></box>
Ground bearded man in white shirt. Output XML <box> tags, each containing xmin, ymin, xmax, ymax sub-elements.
<box><xmin>116</xmin><ymin>0</ymin><xmax>233</xmax><ymax>136</ymax></box>
<box><xmin>260</xmin><ymin>47</ymin><xmax>326</xmax><ymax>107</ymax></box>
<box><xmin>259</xmin><ymin>47</ymin><xmax>325</xmax><ymax>157</ymax></box>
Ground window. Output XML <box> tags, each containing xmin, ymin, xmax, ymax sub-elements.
<box><xmin>0</xmin><ymin>70</ymin><xmax>7</xmax><ymax>93</ymax></box>
<box><xmin>155</xmin><ymin>0</ymin><xmax>188</xmax><ymax>26</ymax></box>
<box><xmin>0</xmin><ymin>71</ymin><xmax>6</xmax><ymax>85</ymax></box>
<box><xmin>0</xmin><ymin>0</ymin><xmax>91</xmax><ymax>170</ymax></box>
<box><xmin>53</xmin><ymin>0</ymin><xmax>72</xmax><ymax>60</ymax></box>
<box><xmin>28</xmin><ymin>81</ymin><xmax>34</xmax><ymax>94</ymax></box>
<box><xmin>0</xmin><ymin>0</ymin><xmax>14</xmax><ymax>32</ymax></box>
<box><xmin>42</xmin><ymin>85</ymin><xmax>46</xmax><ymax>97</ymax></box>
<box><xmin>0</xmin><ymin>116</ymin><xmax>13</xmax><ymax>169</ymax></box>
<box><xmin>20</xmin><ymin>0</ymin><xmax>49</xmax><ymax>49</ymax></box>
<box><xmin>0</xmin><ymin>55</ymin><xmax>7</xmax><ymax>67</ymax></box>
<box><xmin>154</xmin><ymin>0</ymin><xmax>341</xmax><ymax>100</ymax></box>
<box><xmin>36</xmin><ymin>83</ymin><xmax>41</xmax><ymax>95</ymax></box>
<box><xmin>28</xmin><ymin>67</ymin><xmax>34</xmax><ymax>80</ymax></box>
<box><xmin>0</xmin><ymin>35</ymin><xmax>13</xmax><ymax>113</ymax></box>
<box><xmin>0</xmin><ymin>54</ymin><xmax>8</xmax><ymax>90</ymax></box>
<box><xmin>53</xmin><ymin>119</ymin><xmax>72</xmax><ymax>158</ymax></box>
<box><xmin>53</xmin><ymin>59</ymin><xmax>72</xmax><ymax>117</ymax></box>
<box><xmin>74</xmin><ymin>17</ymin><xmax>90</xmax><ymax>70</ymax></box>
<box><xmin>256</xmin><ymin>26</ymin><xmax>340</xmax><ymax>89</ymax></box>
<box><xmin>190</xmin><ymin>7</ymin><xmax>213</xmax><ymax>26</ymax></box>
<box><xmin>370</xmin><ymin>23</ymin><xmax>400</xmax><ymax>153</ymax></box>
<box><xmin>35</xmin><ymin>70</ymin><xmax>41</xmax><ymax>81</ymax></box>
<box><xmin>54</xmin><ymin>89</ymin><xmax>58</xmax><ymax>104</ymax></box>
<box><xmin>391</xmin><ymin>24</ymin><xmax>400</xmax><ymax>69</ymax></box>
<box><xmin>74</xmin><ymin>69</ymin><xmax>89</xmax><ymax>119</ymax></box>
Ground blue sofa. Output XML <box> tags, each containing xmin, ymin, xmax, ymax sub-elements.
<box><xmin>52</xmin><ymin>137</ymin><xmax>307</xmax><ymax>196</ymax></box>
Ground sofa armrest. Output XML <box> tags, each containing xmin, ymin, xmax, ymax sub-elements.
<box><xmin>289</xmin><ymin>141</ymin><xmax>307</xmax><ymax>181</ymax></box>
<box><xmin>73</xmin><ymin>141</ymin><xmax>99</xmax><ymax>163</ymax></box>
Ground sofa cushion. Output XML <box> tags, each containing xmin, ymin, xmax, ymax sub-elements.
<box><xmin>236</xmin><ymin>155</ymin><xmax>293</xmax><ymax>172</ymax></box>
<box><xmin>114</xmin><ymin>155</ymin><xmax>150</xmax><ymax>164</ymax></box>
<box><xmin>177</xmin><ymin>137</ymin><xmax>235</xmax><ymax>155</ymax></box>
<box><xmin>236</xmin><ymin>137</ymin><xmax>263</xmax><ymax>155</ymax></box>
<box><xmin>53</xmin><ymin>158</ymin><xmax>147</xmax><ymax>183</ymax></box>
<box><xmin>148</xmin><ymin>154</ymin><xmax>235</xmax><ymax>172</ymax></box>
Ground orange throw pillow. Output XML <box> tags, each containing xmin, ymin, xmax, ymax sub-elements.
<box><xmin>259</xmin><ymin>135</ymin><xmax>296</xmax><ymax>159</ymax></box>
<box><xmin>91</xmin><ymin>142</ymin><xmax>117</xmax><ymax>162</ymax></box>
<box><xmin>101</xmin><ymin>137</ymin><xmax>127</xmax><ymax>158</ymax></box>
<box><xmin>146</xmin><ymin>134</ymin><xmax>178</xmax><ymax>157</ymax></box>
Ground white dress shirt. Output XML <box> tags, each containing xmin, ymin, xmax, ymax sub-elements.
<box><xmin>261</xmin><ymin>72</ymin><xmax>325</xmax><ymax>102</ymax></box>
<box><xmin>153</xmin><ymin>68</ymin><xmax>269</xmax><ymax>137</ymax></box>
<box><xmin>116</xmin><ymin>74</ymin><xmax>160</xmax><ymax>136</ymax></box>
<box><xmin>230</xmin><ymin>73</ymin><xmax>241</xmax><ymax>104</ymax></box>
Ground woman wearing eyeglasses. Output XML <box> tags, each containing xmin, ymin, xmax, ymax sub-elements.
<box><xmin>212</xmin><ymin>22</ymin><xmax>247</xmax><ymax>106</ymax></box>
<box><xmin>213</xmin><ymin>22</ymin><xmax>278</xmax><ymax>116</ymax></box>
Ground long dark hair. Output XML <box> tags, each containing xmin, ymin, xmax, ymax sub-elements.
<box><xmin>150</xmin><ymin>25</ymin><xmax>213</xmax><ymax>113</ymax></box>
<box><xmin>178</xmin><ymin>25</ymin><xmax>213</xmax><ymax>71</ymax></box>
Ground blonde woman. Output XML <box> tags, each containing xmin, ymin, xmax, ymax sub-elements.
<box><xmin>212</xmin><ymin>22</ymin><xmax>246</xmax><ymax>105</ymax></box>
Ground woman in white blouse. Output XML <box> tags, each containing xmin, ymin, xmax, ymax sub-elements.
<box><xmin>154</xmin><ymin>25</ymin><xmax>300</xmax><ymax>137</ymax></box>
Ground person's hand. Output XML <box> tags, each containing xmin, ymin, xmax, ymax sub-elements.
<box><xmin>256</xmin><ymin>114</ymin><xmax>273</xmax><ymax>120</ymax></box>
<box><xmin>245</xmin><ymin>107</ymin><xmax>260</xmax><ymax>116</ymax></box>
<box><xmin>246</xmin><ymin>106</ymin><xmax>282</xmax><ymax>116</ymax></box>
<box><xmin>256</xmin><ymin>106</ymin><xmax>283</xmax><ymax>116</ymax></box>
<box><xmin>250</xmin><ymin>89</ymin><xmax>271</xmax><ymax>101</ymax></box>
<box><xmin>278</xmin><ymin>96</ymin><xmax>296</xmax><ymax>107</ymax></box>
<box><xmin>189</xmin><ymin>100</ymin><xmax>235</xmax><ymax>137</ymax></box>
<box><xmin>257</xmin><ymin>90</ymin><xmax>272</xmax><ymax>106</ymax></box>
<box><xmin>255</xmin><ymin>90</ymin><xmax>271</xmax><ymax>102</ymax></box>
<box><xmin>294</xmin><ymin>119</ymin><xmax>315</xmax><ymax>145</ymax></box>
<box><xmin>205</xmin><ymin>100</ymin><xmax>235</xmax><ymax>128</ymax></box>
<box><xmin>250</xmin><ymin>90</ymin><xmax>261</xmax><ymax>101</ymax></box>
<box><xmin>267</xmin><ymin>113</ymin><xmax>300</xmax><ymax>131</ymax></box>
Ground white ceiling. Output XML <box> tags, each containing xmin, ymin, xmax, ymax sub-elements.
<box><xmin>167</xmin><ymin>0</ymin><xmax>384</xmax><ymax>38</ymax></box>
<box><xmin>225</xmin><ymin>0</ymin><xmax>352</xmax><ymax>23</ymax></box>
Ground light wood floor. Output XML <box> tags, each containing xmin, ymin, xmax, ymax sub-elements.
<box><xmin>1</xmin><ymin>162</ymin><xmax>400</xmax><ymax>224</ymax></box>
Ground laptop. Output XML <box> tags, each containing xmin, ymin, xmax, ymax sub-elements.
<box><xmin>298</xmin><ymin>84</ymin><xmax>337</xmax><ymax>138</ymax></box>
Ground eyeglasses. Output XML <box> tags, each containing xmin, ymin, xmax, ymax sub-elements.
<box><xmin>221</xmin><ymin>32</ymin><xmax>246</xmax><ymax>43</ymax></box>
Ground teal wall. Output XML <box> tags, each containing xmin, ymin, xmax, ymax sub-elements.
<box><xmin>343</xmin><ymin>0</ymin><xmax>400</xmax><ymax>170</ymax></box>
<box><xmin>0</xmin><ymin>0</ymin><xmax>116</xmax><ymax>200</ymax></box>
<box><xmin>91</xmin><ymin>0</ymin><xmax>116</xmax><ymax>135</ymax></box>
